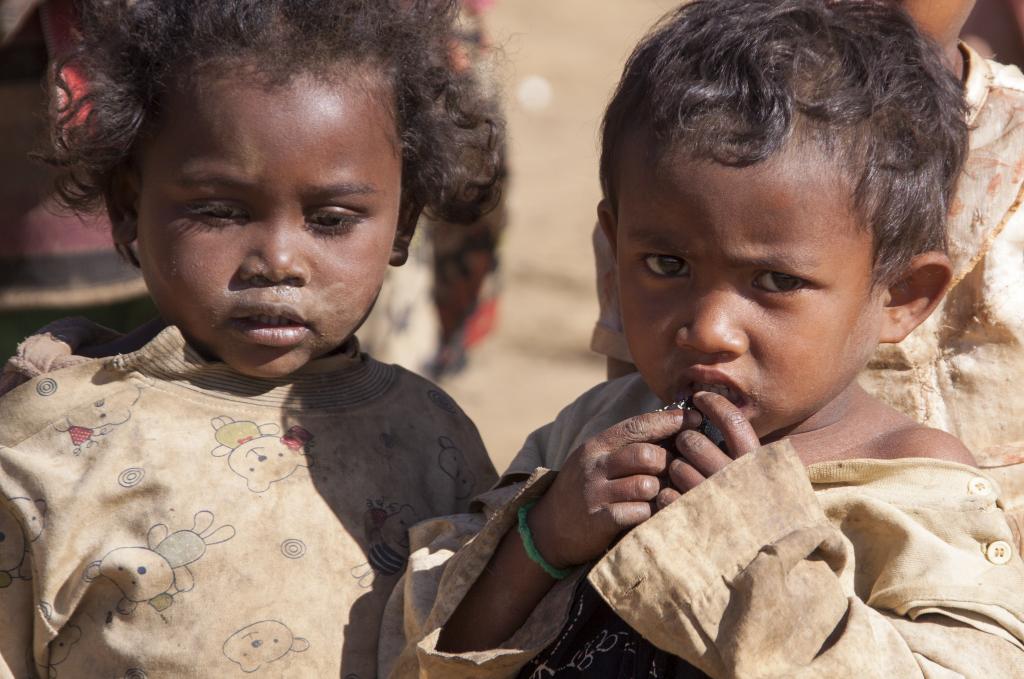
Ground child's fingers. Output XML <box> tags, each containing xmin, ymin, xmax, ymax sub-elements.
<box><xmin>656</xmin><ymin>487</ymin><xmax>681</xmax><ymax>510</ymax></box>
<box><xmin>692</xmin><ymin>392</ymin><xmax>760</xmax><ymax>457</ymax></box>
<box><xmin>602</xmin><ymin>474</ymin><xmax>661</xmax><ymax>504</ymax></box>
<box><xmin>674</xmin><ymin>428</ymin><xmax>732</xmax><ymax>478</ymax></box>
<box><xmin>607</xmin><ymin>501</ymin><xmax>654</xmax><ymax>528</ymax></box>
<box><xmin>602</xmin><ymin>442</ymin><xmax>668</xmax><ymax>478</ymax></box>
<box><xmin>668</xmin><ymin>457</ymin><xmax>705</xmax><ymax>492</ymax></box>
<box><xmin>593</xmin><ymin>410</ymin><xmax>696</xmax><ymax>451</ymax></box>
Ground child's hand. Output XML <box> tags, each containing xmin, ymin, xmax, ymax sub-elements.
<box><xmin>656</xmin><ymin>391</ymin><xmax>761</xmax><ymax>508</ymax></box>
<box><xmin>527</xmin><ymin>410</ymin><xmax>699</xmax><ymax>569</ymax></box>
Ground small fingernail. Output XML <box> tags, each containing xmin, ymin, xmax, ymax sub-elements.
<box><xmin>683</xmin><ymin>409</ymin><xmax>702</xmax><ymax>427</ymax></box>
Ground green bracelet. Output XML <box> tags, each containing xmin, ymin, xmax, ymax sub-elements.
<box><xmin>517</xmin><ymin>500</ymin><xmax>572</xmax><ymax>580</ymax></box>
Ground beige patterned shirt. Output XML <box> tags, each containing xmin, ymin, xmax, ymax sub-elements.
<box><xmin>0</xmin><ymin>326</ymin><xmax>497</xmax><ymax>678</ymax></box>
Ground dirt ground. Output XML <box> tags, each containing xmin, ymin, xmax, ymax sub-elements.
<box><xmin>440</xmin><ymin>1</ymin><xmax>678</xmax><ymax>471</ymax></box>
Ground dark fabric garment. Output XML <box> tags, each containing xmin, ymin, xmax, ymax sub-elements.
<box><xmin>518</xmin><ymin>577</ymin><xmax>710</xmax><ymax>679</ymax></box>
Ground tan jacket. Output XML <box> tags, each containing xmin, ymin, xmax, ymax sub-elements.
<box><xmin>591</xmin><ymin>46</ymin><xmax>1024</xmax><ymax>544</ymax></box>
<box><xmin>0</xmin><ymin>325</ymin><xmax>497</xmax><ymax>678</ymax></box>
<box><xmin>386</xmin><ymin>375</ymin><xmax>1024</xmax><ymax>678</ymax></box>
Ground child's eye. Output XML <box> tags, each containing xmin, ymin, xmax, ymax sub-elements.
<box><xmin>644</xmin><ymin>255</ymin><xmax>689</xmax><ymax>277</ymax></box>
<box><xmin>186</xmin><ymin>202</ymin><xmax>246</xmax><ymax>222</ymax></box>
<box><xmin>753</xmin><ymin>271</ymin><xmax>805</xmax><ymax>292</ymax></box>
<box><xmin>307</xmin><ymin>210</ymin><xmax>362</xmax><ymax>236</ymax></box>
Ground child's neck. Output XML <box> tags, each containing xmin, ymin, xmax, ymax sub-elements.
<box><xmin>945</xmin><ymin>42</ymin><xmax>967</xmax><ymax>82</ymax></box>
<box><xmin>771</xmin><ymin>385</ymin><xmax>921</xmax><ymax>465</ymax></box>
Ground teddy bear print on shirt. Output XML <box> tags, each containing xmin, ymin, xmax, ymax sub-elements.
<box><xmin>84</xmin><ymin>510</ymin><xmax>234</xmax><ymax>615</ymax></box>
<box><xmin>210</xmin><ymin>417</ymin><xmax>314</xmax><ymax>492</ymax></box>
<box><xmin>53</xmin><ymin>386</ymin><xmax>142</xmax><ymax>455</ymax></box>
<box><xmin>436</xmin><ymin>436</ymin><xmax>475</xmax><ymax>499</ymax></box>
<box><xmin>0</xmin><ymin>497</ymin><xmax>46</xmax><ymax>588</ymax></box>
<box><xmin>350</xmin><ymin>500</ymin><xmax>418</xmax><ymax>588</ymax></box>
<box><xmin>222</xmin><ymin>620</ymin><xmax>310</xmax><ymax>673</ymax></box>
<box><xmin>33</xmin><ymin>623</ymin><xmax>82</xmax><ymax>679</ymax></box>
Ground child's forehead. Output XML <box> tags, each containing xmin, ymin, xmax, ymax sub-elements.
<box><xmin>131</xmin><ymin>65</ymin><xmax>404</xmax><ymax>202</ymax></box>
<box><xmin>617</xmin><ymin>137</ymin><xmax>869</xmax><ymax>254</ymax></box>
<box><xmin>147</xmin><ymin>66</ymin><xmax>400</xmax><ymax>154</ymax></box>
<box><xmin>181</xmin><ymin>59</ymin><xmax>393</xmax><ymax>107</ymax></box>
<box><xmin>634</xmin><ymin>134</ymin><xmax>854</xmax><ymax>216</ymax></box>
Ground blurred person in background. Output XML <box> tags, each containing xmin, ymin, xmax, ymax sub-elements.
<box><xmin>0</xmin><ymin>0</ymin><xmax>155</xmax><ymax>363</ymax></box>
<box><xmin>359</xmin><ymin>0</ymin><xmax>507</xmax><ymax>377</ymax></box>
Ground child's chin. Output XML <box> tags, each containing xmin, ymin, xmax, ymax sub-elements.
<box><xmin>222</xmin><ymin>350</ymin><xmax>312</xmax><ymax>379</ymax></box>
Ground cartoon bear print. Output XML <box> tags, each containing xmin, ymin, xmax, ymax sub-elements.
<box><xmin>350</xmin><ymin>500</ymin><xmax>418</xmax><ymax>588</ymax></box>
<box><xmin>210</xmin><ymin>417</ymin><xmax>314</xmax><ymax>492</ymax></box>
<box><xmin>223</xmin><ymin>620</ymin><xmax>310</xmax><ymax>673</ymax></box>
<box><xmin>437</xmin><ymin>436</ymin><xmax>475</xmax><ymax>499</ymax></box>
<box><xmin>35</xmin><ymin>624</ymin><xmax>82</xmax><ymax>679</ymax></box>
<box><xmin>0</xmin><ymin>497</ymin><xmax>47</xmax><ymax>588</ymax></box>
<box><xmin>54</xmin><ymin>386</ymin><xmax>142</xmax><ymax>455</ymax></box>
<box><xmin>84</xmin><ymin>510</ymin><xmax>234</xmax><ymax>615</ymax></box>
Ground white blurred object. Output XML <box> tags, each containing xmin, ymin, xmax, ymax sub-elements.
<box><xmin>516</xmin><ymin>75</ymin><xmax>553</xmax><ymax>111</ymax></box>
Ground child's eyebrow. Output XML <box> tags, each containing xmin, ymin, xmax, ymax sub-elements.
<box><xmin>726</xmin><ymin>252</ymin><xmax>822</xmax><ymax>271</ymax></box>
<box><xmin>173</xmin><ymin>172</ymin><xmax>378</xmax><ymax>197</ymax></box>
<box><xmin>626</xmin><ymin>227</ymin><xmax>684</xmax><ymax>253</ymax></box>
<box><xmin>628</xmin><ymin>227</ymin><xmax>822</xmax><ymax>271</ymax></box>
<box><xmin>311</xmin><ymin>182</ymin><xmax>379</xmax><ymax>197</ymax></box>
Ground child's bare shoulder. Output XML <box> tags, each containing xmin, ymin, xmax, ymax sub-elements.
<box><xmin>846</xmin><ymin>393</ymin><xmax>976</xmax><ymax>466</ymax></box>
<box><xmin>873</xmin><ymin>422</ymin><xmax>977</xmax><ymax>466</ymax></box>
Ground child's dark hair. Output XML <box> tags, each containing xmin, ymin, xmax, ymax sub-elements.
<box><xmin>48</xmin><ymin>0</ymin><xmax>500</xmax><ymax>247</ymax></box>
<box><xmin>600</xmin><ymin>0</ymin><xmax>968</xmax><ymax>284</ymax></box>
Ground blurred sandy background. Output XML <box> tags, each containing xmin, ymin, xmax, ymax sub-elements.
<box><xmin>441</xmin><ymin>0</ymin><xmax>677</xmax><ymax>471</ymax></box>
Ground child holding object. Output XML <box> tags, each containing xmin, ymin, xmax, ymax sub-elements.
<box><xmin>592</xmin><ymin>0</ymin><xmax>1024</xmax><ymax>553</ymax></box>
<box><xmin>0</xmin><ymin>1</ymin><xmax>499</xmax><ymax>676</ymax></box>
<box><xmin>384</xmin><ymin>1</ymin><xmax>1024</xmax><ymax>676</ymax></box>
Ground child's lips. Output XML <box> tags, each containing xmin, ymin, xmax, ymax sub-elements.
<box><xmin>674</xmin><ymin>381</ymin><xmax>748</xmax><ymax>408</ymax></box>
<box><xmin>229</xmin><ymin>314</ymin><xmax>312</xmax><ymax>348</ymax></box>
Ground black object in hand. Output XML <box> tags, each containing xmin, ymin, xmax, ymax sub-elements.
<box><xmin>656</xmin><ymin>397</ymin><xmax>728</xmax><ymax>452</ymax></box>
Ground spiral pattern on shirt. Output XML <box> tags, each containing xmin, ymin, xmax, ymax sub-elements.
<box><xmin>281</xmin><ymin>539</ymin><xmax>307</xmax><ymax>559</ymax></box>
<box><xmin>117</xmin><ymin>467</ymin><xmax>146</xmax><ymax>488</ymax></box>
<box><xmin>35</xmin><ymin>378</ymin><xmax>57</xmax><ymax>397</ymax></box>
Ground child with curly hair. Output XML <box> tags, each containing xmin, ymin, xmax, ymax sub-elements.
<box><xmin>386</xmin><ymin>1</ymin><xmax>1024</xmax><ymax>676</ymax></box>
<box><xmin>0</xmin><ymin>1</ymin><xmax>499</xmax><ymax>676</ymax></box>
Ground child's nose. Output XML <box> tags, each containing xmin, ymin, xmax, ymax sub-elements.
<box><xmin>238</xmin><ymin>223</ymin><xmax>310</xmax><ymax>288</ymax></box>
<box><xmin>673</xmin><ymin>292</ymin><xmax>748</xmax><ymax>359</ymax></box>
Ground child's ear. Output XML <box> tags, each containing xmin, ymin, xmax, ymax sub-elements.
<box><xmin>104</xmin><ymin>165</ymin><xmax>141</xmax><ymax>266</ymax></box>
<box><xmin>597</xmin><ymin>198</ymin><xmax>618</xmax><ymax>256</ymax></box>
<box><xmin>878</xmin><ymin>252</ymin><xmax>953</xmax><ymax>343</ymax></box>
<box><xmin>390</xmin><ymin>200</ymin><xmax>423</xmax><ymax>266</ymax></box>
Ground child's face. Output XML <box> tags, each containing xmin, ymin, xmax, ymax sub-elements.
<box><xmin>604</xmin><ymin>141</ymin><xmax>887</xmax><ymax>441</ymax></box>
<box><xmin>120</xmin><ymin>69</ymin><xmax>406</xmax><ymax>378</ymax></box>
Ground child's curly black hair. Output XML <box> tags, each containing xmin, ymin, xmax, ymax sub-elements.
<box><xmin>47</xmin><ymin>0</ymin><xmax>501</xmax><ymax>242</ymax></box>
<box><xmin>600</xmin><ymin>0</ymin><xmax>968</xmax><ymax>285</ymax></box>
